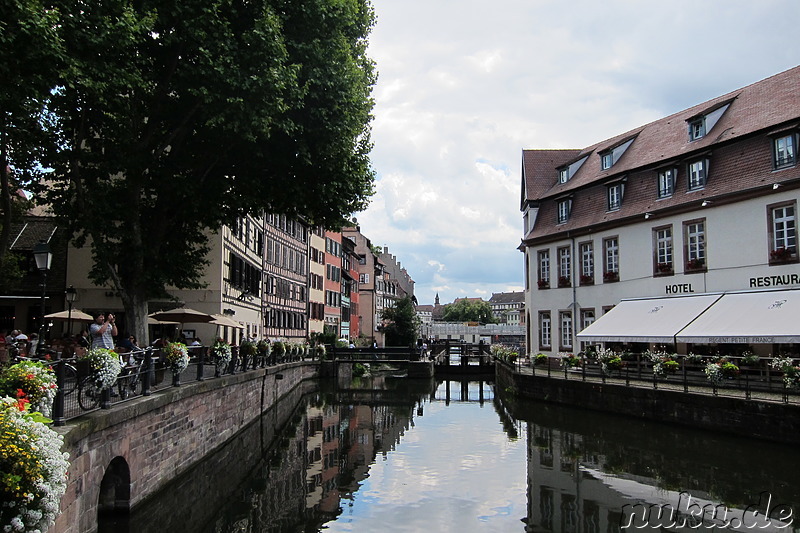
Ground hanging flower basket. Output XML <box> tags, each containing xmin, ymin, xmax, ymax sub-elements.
<box><xmin>0</xmin><ymin>360</ymin><xmax>58</xmax><ymax>418</ymax></box>
<box><xmin>163</xmin><ymin>342</ymin><xmax>189</xmax><ymax>375</ymax></box>
<box><xmin>79</xmin><ymin>348</ymin><xmax>122</xmax><ymax>391</ymax></box>
<box><xmin>210</xmin><ymin>340</ymin><xmax>232</xmax><ymax>375</ymax></box>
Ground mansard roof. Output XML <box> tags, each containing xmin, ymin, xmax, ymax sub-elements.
<box><xmin>489</xmin><ymin>291</ymin><xmax>525</xmax><ymax>304</ymax></box>
<box><xmin>522</xmin><ymin>65</ymin><xmax>800</xmax><ymax>244</ymax></box>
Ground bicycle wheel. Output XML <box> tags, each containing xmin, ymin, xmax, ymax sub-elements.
<box><xmin>61</xmin><ymin>364</ymin><xmax>79</xmax><ymax>397</ymax></box>
<box><xmin>78</xmin><ymin>377</ymin><xmax>101</xmax><ymax>410</ymax></box>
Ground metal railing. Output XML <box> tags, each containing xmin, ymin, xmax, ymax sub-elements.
<box><xmin>504</xmin><ymin>354</ymin><xmax>800</xmax><ymax>404</ymax></box>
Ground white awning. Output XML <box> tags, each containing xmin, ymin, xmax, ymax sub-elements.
<box><xmin>675</xmin><ymin>289</ymin><xmax>800</xmax><ymax>344</ymax></box>
<box><xmin>576</xmin><ymin>294</ymin><xmax>722</xmax><ymax>343</ymax></box>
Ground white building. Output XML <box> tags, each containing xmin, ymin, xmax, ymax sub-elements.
<box><xmin>520</xmin><ymin>66</ymin><xmax>800</xmax><ymax>357</ymax></box>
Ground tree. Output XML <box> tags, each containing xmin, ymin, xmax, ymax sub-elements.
<box><xmin>381</xmin><ymin>296</ymin><xmax>419</xmax><ymax>347</ymax></box>
<box><xmin>22</xmin><ymin>0</ymin><xmax>376</xmax><ymax>343</ymax></box>
<box><xmin>442</xmin><ymin>299</ymin><xmax>495</xmax><ymax>324</ymax></box>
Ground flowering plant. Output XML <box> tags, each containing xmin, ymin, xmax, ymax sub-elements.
<box><xmin>645</xmin><ymin>350</ymin><xmax>678</xmax><ymax>377</ymax></box>
<box><xmin>557</xmin><ymin>276</ymin><xmax>571</xmax><ymax>288</ymax></box>
<box><xmin>315</xmin><ymin>344</ymin><xmax>326</xmax><ymax>359</ymax></box>
<box><xmin>770</xmin><ymin>246</ymin><xmax>794</xmax><ymax>262</ymax></box>
<box><xmin>0</xmin><ymin>397</ymin><xmax>70</xmax><ymax>533</ymax></box>
<box><xmin>686</xmin><ymin>258</ymin><xmax>705</xmax><ymax>270</ymax></box>
<box><xmin>770</xmin><ymin>356</ymin><xmax>800</xmax><ymax>390</ymax></box>
<box><xmin>537</xmin><ymin>279</ymin><xmax>549</xmax><ymax>289</ymax></box>
<box><xmin>740</xmin><ymin>351</ymin><xmax>760</xmax><ymax>366</ymax></box>
<box><xmin>534</xmin><ymin>353</ymin><xmax>549</xmax><ymax>366</ymax></box>
<box><xmin>705</xmin><ymin>362</ymin><xmax>723</xmax><ymax>385</ymax></box>
<box><xmin>603</xmin><ymin>271</ymin><xmax>619</xmax><ymax>282</ymax></box>
<box><xmin>272</xmin><ymin>341</ymin><xmax>286</xmax><ymax>357</ymax></box>
<box><xmin>0</xmin><ymin>361</ymin><xmax>58</xmax><ymax>418</ymax></box>
<box><xmin>210</xmin><ymin>340</ymin><xmax>232</xmax><ymax>370</ymax></box>
<box><xmin>686</xmin><ymin>352</ymin><xmax>704</xmax><ymax>364</ymax></box>
<box><xmin>240</xmin><ymin>340</ymin><xmax>257</xmax><ymax>357</ymax></box>
<box><xmin>79</xmin><ymin>348</ymin><xmax>122</xmax><ymax>390</ymax></box>
<box><xmin>579</xmin><ymin>274</ymin><xmax>594</xmax><ymax>285</ymax></box>
<box><xmin>596</xmin><ymin>348</ymin><xmax>624</xmax><ymax>375</ymax></box>
<box><xmin>559</xmin><ymin>352</ymin><xmax>582</xmax><ymax>369</ymax></box>
<box><xmin>163</xmin><ymin>342</ymin><xmax>189</xmax><ymax>374</ymax></box>
<box><xmin>257</xmin><ymin>340</ymin><xmax>271</xmax><ymax>357</ymax></box>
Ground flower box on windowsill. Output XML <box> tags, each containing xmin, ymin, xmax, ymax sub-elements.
<box><xmin>769</xmin><ymin>247</ymin><xmax>798</xmax><ymax>265</ymax></box>
<box><xmin>558</xmin><ymin>276</ymin><xmax>571</xmax><ymax>288</ymax></box>
<box><xmin>603</xmin><ymin>271</ymin><xmax>619</xmax><ymax>283</ymax></box>
<box><xmin>537</xmin><ymin>279</ymin><xmax>550</xmax><ymax>290</ymax></box>
<box><xmin>654</xmin><ymin>263</ymin><xmax>674</xmax><ymax>277</ymax></box>
<box><xmin>579</xmin><ymin>275</ymin><xmax>594</xmax><ymax>286</ymax></box>
<box><xmin>685</xmin><ymin>258</ymin><xmax>706</xmax><ymax>272</ymax></box>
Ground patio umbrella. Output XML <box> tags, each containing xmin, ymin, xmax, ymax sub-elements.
<box><xmin>44</xmin><ymin>309</ymin><xmax>94</xmax><ymax>322</ymax></box>
<box><xmin>209</xmin><ymin>314</ymin><xmax>245</xmax><ymax>329</ymax></box>
<box><xmin>148</xmin><ymin>307</ymin><xmax>216</xmax><ymax>325</ymax></box>
<box><xmin>147</xmin><ymin>317</ymin><xmax>180</xmax><ymax>325</ymax></box>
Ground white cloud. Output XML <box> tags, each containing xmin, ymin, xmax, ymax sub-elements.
<box><xmin>357</xmin><ymin>0</ymin><xmax>800</xmax><ymax>305</ymax></box>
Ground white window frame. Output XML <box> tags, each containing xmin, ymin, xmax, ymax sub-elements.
<box><xmin>688</xmin><ymin>159</ymin><xmax>707</xmax><ymax>190</ymax></box>
<box><xmin>538</xmin><ymin>250</ymin><xmax>550</xmax><ymax>284</ymax></box>
<box><xmin>655</xmin><ymin>226</ymin><xmax>673</xmax><ymax>270</ymax></box>
<box><xmin>689</xmin><ymin>118</ymin><xmax>705</xmax><ymax>141</ymax></box>
<box><xmin>607</xmin><ymin>184</ymin><xmax>622</xmax><ymax>211</ymax></box>
<box><xmin>601</xmin><ymin>152</ymin><xmax>613</xmax><ymax>170</ymax></box>
<box><xmin>559</xmin><ymin>311</ymin><xmax>573</xmax><ymax>350</ymax></box>
<box><xmin>558</xmin><ymin>246</ymin><xmax>571</xmax><ymax>280</ymax></box>
<box><xmin>774</xmin><ymin>134</ymin><xmax>796</xmax><ymax>169</ymax></box>
<box><xmin>658</xmin><ymin>168</ymin><xmax>675</xmax><ymax>198</ymax></box>
<box><xmin>685</xmin><ymin>221</ymin><xmax>706</xmax><ymax>263</ymax></box>
<box><xmin>558</xmin><ymin>168</ymin><xmax>569</xmax><ymax>183</ymax></box>
<box><xmin>557</xmin><ymin>199</ymin><xmax>571</xmax><ymax>224</ymax></box>
<box><xmin>580</xmin><ymin>242</ymin><xmax>594</xmax><ymax>279</ymax></box>
<box><xmin>772</xmin><ymin>205</ymin><xmax>796</xmax><ymax>252</ymax></box>
<box><xmin>539</xmin><ymin>312</ymin><xmax>551</xmax><ymax>348</ymax></box>
<box><xmin>604</xmin><ymin>237</ymin><xmax>619</xmax><ymax>274</ymax></box>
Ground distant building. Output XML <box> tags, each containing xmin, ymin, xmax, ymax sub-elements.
<box><xmin>488</xmin><ymin>291</ymin><xmax>525</xmax><ymax>325</ymax></box>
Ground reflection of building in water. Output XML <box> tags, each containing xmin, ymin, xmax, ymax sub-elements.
<box><xmin>527</xmin><ymin>423</ymin><xmax>628</xmax><ymax>533</ymax></box>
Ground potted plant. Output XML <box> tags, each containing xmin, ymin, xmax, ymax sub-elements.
<box><xmin>272</xmin><ymin>341</ymin><xmax>286</xmax><ymax>362</ymax></box>
<box><xmin>210</xmin><ymin>340</ymin><xmax>232</xmax><ymax>377</ymax></box>
<box><xmin>740</xmin><ymin>351</ymin><xmax>760</xmax><ymax>366</ymax></box>
<box><xmin>771</xmin><ymin>356</ymin><xmax>800</xmax><ymax>390</ymax></box>
<box><xmin>579</xmin><ymin>274</ymin><xmax>594</xmax><ymax>285</ymax></box>
<box><xmin>603</xmin><ymin>271</ymin><xmax>619</xmax><ymax>283</ymax></box>
<box><xmin>537</xmin><ymin>279</ymin><xmax>550</xmax><ymax>290</ymax></box>
<box><xmin>240</xmin><ymin>340</ymin><xmax>257</xmax><ymax>366</ymax></box>
<box><xmin>560</xmin><ymin>353</ymin><xmax>582</xmax><ymax>369</ymax></box>
<box><xmin>534</xmin><ymin>353</ymin><xmax>548</xmax><ymax>366</ymax></box>
<box><xmin>315</xmin><ymin>344</ymin><xmax>327</xmax><ymax>360</ymax></box>
<box><xmin>557</xmin><ymin>276</ymin><xmax>571</xmax><ymax>288</ymax></box>
<box><xmin>0</xmin><ymin>360</ymin><xmax>58</xmax><ymax>417</ymax></box>
<box><xmin>656</xmin><ymin>262</ymin><xmax>673</xmax><ymax>275</ymax></box>
<box><xmin>770</xmin><ymin>246</ymin><xmax>795</xmax><ymax>263</ymax></box>
<box><xmin>0</xmin><ymin>397</ymin><xmax>70</xmax><ymax>533</ymax></box>
<box><xmin>686</xmin><ymin>258</ymin><xmax>705</xmax><ymax>271</ymax></box>
<box><xmin>257</xmin><ymin>340</ymin><xmax>271</xmax><ymax>366</ymax></box>
<box><xmin>163</xmin><ymin>342</ymin><xmax>189</xmax><ymax>385</ymax></box>
<box><xmin>720</xmin><ymin>361</ymin><xmax>740</xmax><ymax>378</ymax></box>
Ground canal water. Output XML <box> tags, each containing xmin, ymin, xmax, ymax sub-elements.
<box><xmin>119</xmin><ymin>378</ymin><xmax>800</xmax><ymax>532</ymax></box>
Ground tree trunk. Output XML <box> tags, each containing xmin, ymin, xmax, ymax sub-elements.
<box><xmin>122</xmin><ymin>290</ymin><xmax>150</xmax><ymax>348</ymax></box>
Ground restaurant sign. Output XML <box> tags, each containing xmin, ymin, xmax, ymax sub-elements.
<box><xmin>749</xmin><ymin>273</ymin><xmax>800</xmax><ymax>288</ymax></box>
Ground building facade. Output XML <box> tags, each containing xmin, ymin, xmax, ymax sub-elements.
<box><xmin>520</xmin><ymin>66</ymin><xmax>800</xmax><ymax>357</ymax></box>
<box><xmin>488</xmin><ymin>291</ymin><xmax>525</xmax><ymax>325</ymax></box>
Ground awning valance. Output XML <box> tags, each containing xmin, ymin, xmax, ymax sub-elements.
<box><xmin>576</xmin><ymin>294</ymin><xmax>722</xmax><ymax>343</ymax></box>
<box><xmin>675</xmin><ymin>289</ymin><xmax>800</xmax><ymax>344</ymax></box>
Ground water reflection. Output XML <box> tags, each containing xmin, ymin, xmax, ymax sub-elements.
<box><xmin>120</xmin><ymin>378</ymin><xmax>800</xmax><ymax>532</ymax></box>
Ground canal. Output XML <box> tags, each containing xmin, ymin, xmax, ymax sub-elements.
<box><xmin>116</xmin><ymin>377</ymin><xmax>800</xmax><ymax>532</ymax></box>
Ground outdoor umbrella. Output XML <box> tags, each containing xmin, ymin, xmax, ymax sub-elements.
<box><xmin>44</xmin><ymin>309</ymin><xmax>94</xmax><ymax>322</ymax></box>
<box><xmin>209</xmin><ymin>314</ymin><xmax>245</xmax><ymax>329</ymax></box>
<box><xmin>148</xmin><ymin>307</ymin><xmax>216</xmax><ymax>325</ymax></box>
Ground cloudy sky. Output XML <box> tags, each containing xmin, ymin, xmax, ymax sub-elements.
<box><xmin>355</xmin><ymin>0</ymin><xmax>799</xmax><ymax>306</ymax></box>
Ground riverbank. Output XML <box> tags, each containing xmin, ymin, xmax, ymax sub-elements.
<box><xmin>496</xmin><ymin>361</ymin><xmax>800</xmax><ymax>445</ymax></box>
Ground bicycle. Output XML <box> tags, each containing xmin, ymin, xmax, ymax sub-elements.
<box><xmin>8</xmin><ymin>351</ymin><xmax>79</xmax><ymax>398</ymax></box>
<box><xmin>117</xmin><ymin>349</ymin><xmax>147</xmax><ymax>399</ymax></box>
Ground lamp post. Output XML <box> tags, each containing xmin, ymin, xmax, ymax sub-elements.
<box><xmin>32</xmin><ymin>241</ymin><xmax>53</xmax><ymax>357</ymax></box>
<box><xmin>65</xmin><ymin>285</ymin><xmax>77</xmax><ymax>336</ymax></box>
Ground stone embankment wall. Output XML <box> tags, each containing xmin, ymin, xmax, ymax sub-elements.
<box><xmin>54</xmin><ymin>362</ymin><xmax>318</xmax><ymax>533</ymax></box>
<box><xmin>496</xmin><ymin>363</ymin><xmax>800</xmax><ymax>445</ymax></box>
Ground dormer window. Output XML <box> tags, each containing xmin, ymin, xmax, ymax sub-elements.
<box><xmin>598</xmin><ymin>137</ymin><xmax>636</xmax><ymax>171</ymax></box>
<box><xmin>658</xmin><ymin>168</ymin><xmax>676</xmax><ymax>199</ymax></box>
<box><xmin>687</xmin><ymin>102</ymin><xmax>731</xmax><ymax>142</ymax></box>
<box><xmin>557</xmin><ymin>155</ymin><xmax>589</xmax><ymax>184</ymax></box>
<box><xmin>774</xmin><ymin>133</ymin><xmax>797</xmax><ymax>169</ymax></box>
<box><xmin>558</xmin><ymin>168</ymin><xmax>569</xmax><ymax>183</ymax></box>
<box><xmin>607</xmin><ymin>183</ymin><xmax>623</xmax><ymax>211</ymax></box>
<box><xmin>689</xmin><ymin>118</ymin><xmax>705</xmax><ymax>141</ymax></box>
<box><xmin>557</xmin><ymin>198</ymin><xmax>572</xmax><ymax>224</ymax></box>
<box><xmin>688</xmin><ymin>158</ymin><xmax>709</xmax><ymax>190</ymax></box>
<box><xmin>601</xmin><ymin>152</ymin><xmax>613</xmax><ymax>170</ymax></box>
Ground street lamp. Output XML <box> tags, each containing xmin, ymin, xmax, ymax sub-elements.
<box><xmin>32</xmin><ymin>241</ymin><xmax>53</xmax><ymax>357</ymax></box>
<box><xmin>65</xmin><ymin>285</ymin><xmax>77</xmax><ymax>336</ymax></box>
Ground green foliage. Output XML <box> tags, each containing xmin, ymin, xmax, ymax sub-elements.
<box><xmin>15</xmin><ymin>0</ymin><xmax>377</xmax><ymax>344</ymax></box>
<box><xmin>380</xmin><ymin>296</ymin><xmax>419</xmax><ymax>347</ymax></box>
<box><xmin>441</xmin><ymin>299</ymin><xmax>495</xmax><ymax>323</ymax></box>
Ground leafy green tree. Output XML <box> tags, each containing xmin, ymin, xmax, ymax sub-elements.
<box><xmin>381</xmin><ymin>296</ymin><xmax>419</xmax><ymax>347</ymax></box>
<box><xmin>21</xmin><ymin>0</ymin><xmax>376</xmax><ymax>343</ymax></box>
<box><xmin>442</xmin><ymin>299</ymin><xmax>495</xmax><ymax>324</ymax></box>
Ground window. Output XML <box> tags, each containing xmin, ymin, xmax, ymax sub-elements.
<box><xmin>774</xmin><ymin>134</ymin><xmax>796</xmax><ymax>169</ymax></box>
<box><xmin>688</xmin><ymin>159</ymin><xmax>708</xmax><ymax>190</ymax></box>
<box><xmin>769</xmin><ymin>202</ymin><xmax>797</xmax><ymax>263</ymax></box>
<box><xmin>559</xmin><ymin>311</ymin><xmax>572</xmax><ymax>350</ymax></box>
<box><xmin>603</xmin><ymin>237</ymin><xmax>619</xmax><ymax>282</ymax></box>
<box><xmin>359</xmin><ymin>273</ymin><xmax>370</xmax><ymax>284</ymax></box>
<box><xmin>557</xmin><ymin>199</ymin><xmax>571</xmax><ymax>224</ymax></box>
<box><xmin>538</xmin><ymin>250</ymin><xmax>550</xmax><ymax>287</ymax></box>
<box><xmin>654</xmin><ymin>226</ymin><xmax>673</xmax><ymax>275</ymax></box>
<box><xmin>689</xmin><ymin>118</ymin><xmax>705</xmax><ymax>141</ymax></box>
<box><xmin>557</xmin><ymin>246</ymin><xmax>571</xmax><ymax>287</ymax></box>
<box><xmin>539</xmin><ymin>312</ymin><xmax>551</xmax><ymax>348</ymax></box>
<box><xmin>539</xmin><ymin>312</ymin><xmax>551</xmax><ymax>349</ymax></box>
<box><xmin>579</xmin><ymin>242</ymin><xmax>594</xmax><ymax>284</ymax></box>
<box><xmin>607</xmin><ymin>183</ymin><xmax>622</xmax><ymax>211</ymax></box>
<box><xmin>579</xmin><ymin>309</ymin><xmax>595</xmax><ymax>351</ymax></box>
<box><xmin>558</xmin><ymin>168</ymin><xmax>569</xmax><ymax>184</ymax></box>
<box><xmin>684</xmin><ymin>219</ymin><xmax>706</xmax><ymax>271</ymax></box>
<box><xmin>600</xmin><ymin>152</ymin><xmax>613</xmax><ymax>170</ymax></box>
<box><xmin>658</xmin><ymin>168</ymin><xmax>675</xmax><ymax>198</ymax></box>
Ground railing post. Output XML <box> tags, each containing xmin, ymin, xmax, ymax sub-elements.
<box><xmin>52</xmin><ymin>358</ymin><xmax>65</xmax><ymax>426</ymax></box>
<box><xmin>101</xmin><ymin>387</ymin><xmax>112</xmax><ymax>409</ymax></box>
<box><xmin>229</xmin><ymin>346</ymin><xmax>239</xmax><ymax>374</ymax></box>
<box><xmin>745</xmin><ymin>370</ymin><xmax>751</xmax><ymax>400</ymax></box>
<box><xmin>683</xmin><ymin>356</ymin><xmax>688</xmax><ymax>393</ymax></box>
<box><xmin>625</xmin><ymin>362</ymin><xmax>630</xmax><ymax>386</ymax></box>
<box><xmin>142</xmin><ymin>349</ymin><xmax>153</xmax><ymax>396</ymax></box>
<box><xmin>196</xmin><ymin>346</ymin><xmax>205</xmax><ymax>381</ymax></box>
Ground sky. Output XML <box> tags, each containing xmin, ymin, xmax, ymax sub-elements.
<box><xmin>354</xmin><ymin>0</ymin><xmax>800</xmax><ymax>306</ymax></box>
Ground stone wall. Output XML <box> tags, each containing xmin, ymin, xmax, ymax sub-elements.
<box><xmin>53</xmin><ymin>362</ymin><xmax>318</xmax><ymax>533</ymax></box>
<box><xmin>496</xmin><ymin>363</ymin><xmax>800</xmax><ymax>445</ymax></box>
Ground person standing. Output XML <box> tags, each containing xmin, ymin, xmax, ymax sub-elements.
<box><xmin>90</xmin><ymin>312</ymin><xmax>117</xmax><ymax>349</ymax></box>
